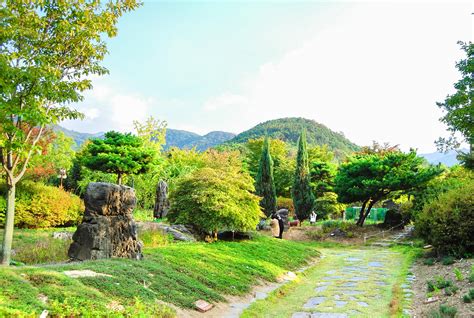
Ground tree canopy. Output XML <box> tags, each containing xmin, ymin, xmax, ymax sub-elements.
<box><xmin>81</xmin><ymin>131</ymin><xmax>155</xmax><ymax>185</ymax></box>
<box><xmin>334</xmin><ymin>151</ymin><xmax>441</xmax><ymax>226</ymax></box>
<box><xmin>436</xmin><ymin>41</ymin><xmax>474</xmax><ymax>169</ymax></box>
<box><xmin>292</xmin><ymin>130</ymin><xmax>315</xmax><ymax>221</ymax></box>
<box><xmin>0</xmin><ymin>0</ymin><xmax>139</xmax><ymax>265</ymax></box>
<box><xmin>255</xmin><ymin>138</ymin><xmax>277</xmax><ymax>217</ymax></box>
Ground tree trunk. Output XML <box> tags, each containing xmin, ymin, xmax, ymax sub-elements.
<box><xmin>359</xmin><ymin>199</ymin><xmax>377</xmax><ymax>227</ymax></box>
<box><xmin>356</xmin><ymin>199</ymin><xmax>369</xmax><ymax>226</ymax></box>
<box><xmin>1</xmin><ymin>182</ymin><xmax>16</xmax><ymax>266</ymax></box>
<box><xmin>117</xmin><ymin>173</ymin><xmax>122</xmax><ymax>185</ymax></box>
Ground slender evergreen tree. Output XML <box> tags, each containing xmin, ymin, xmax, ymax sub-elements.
<box><xmin>255</xmin><ymin>137</ymin><xmax>277</xmax><ymax>217</ymax></box>
<box><xmin>292</xmin><ymin>130</ymin><xmax>315</xmax><ymax>221</ymax></box>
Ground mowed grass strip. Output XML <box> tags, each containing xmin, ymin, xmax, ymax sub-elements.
<box><xmin>0</xmin><ymin>234</ymin><xmax>319</xmax><ymax>317</ymax></box>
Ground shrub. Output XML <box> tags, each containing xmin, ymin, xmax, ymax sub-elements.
<box><xmin>276</xmin><ymin>197</ymin><xmax>295</xmax><ymax>215</ymax></box>
<box><xmin>168</xmin><ymin>167</ymin><xmax>263</xmax><ymax>236</ymax></box>
<box><xmin>442</xmin><ymin>256</ymin><xmax>455</xmax><ymax>265</ymax></box>
<box><xmin>0</xmin><ymin>181</ymin><xmax>83</xmax><ymax>228</ymax></box>
<box><xmin>139</xmin><ymin>229</ymin><xmax>172</xmax><ymax>248</ymax></box>
<box><xmin>427</xmin><ymin>276</ymin><xmax>454</xmax><ymax>292</ymax></box>
<box><xmin>463</xmin><ymin>294</ymin><xmax>472</xmax><ymax>303</ymax></box>
<box><xmin>416</xmin><ymin>180</ymin><xmax>474</xmax><ymax>256</ymax></box>
<box><xmin>453</xmin><ymin>268</ymin><xmax>464</xmax><ymax>281</ymax></box>
<box><xmin>423</xmin><ymin>258</ymin><xmax>435</xmax><ymax>266</ymax></box>
<box><xmin>439</xmin><ymin>305</ymin><xmax>457</xmax><ymax>318</ymax></box>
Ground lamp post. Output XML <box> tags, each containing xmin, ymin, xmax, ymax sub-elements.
<box><xmin>58</xmin><ymin>168</ymin><xmax>67</xmax><ymax>189</ymax></box>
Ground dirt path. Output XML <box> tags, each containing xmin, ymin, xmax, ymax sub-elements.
<box><xmin>239</xmin><ymin>247</ymin><xmax>412</xmax><ymax>318</ymax></box>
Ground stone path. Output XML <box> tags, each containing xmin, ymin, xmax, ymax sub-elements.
<box><xmin>290</xmin><ymin>249</ymin><xmax>405</xmax><ymax>318</ymax></box>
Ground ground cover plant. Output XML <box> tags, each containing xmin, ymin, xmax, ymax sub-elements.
<box><xmin>0</xmin><ymin>234</ymin><xmax>319</xmax><ymax>316</ymax></box>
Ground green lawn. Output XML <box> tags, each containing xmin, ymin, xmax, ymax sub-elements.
<box><xmin>0</xmin><ymin>233</ymin><xmax>319</xmax><ymax>317</ymax></box>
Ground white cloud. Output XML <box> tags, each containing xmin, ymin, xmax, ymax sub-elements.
<box><xmin>201</xmin><ymin>2</ymin><xmax>472</xmax><ymax>152</ymax></box>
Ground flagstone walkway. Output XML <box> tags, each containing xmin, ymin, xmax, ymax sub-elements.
<box><xmin>241</xmin><ymin>247</ymin><xmax>413</xmax><ymax>318</ymax></box>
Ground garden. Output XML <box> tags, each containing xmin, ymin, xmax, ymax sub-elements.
<box><xmin>1</xmin><ymin>1</ymin><xmax>473</xmax><ymax>318</ymax></box>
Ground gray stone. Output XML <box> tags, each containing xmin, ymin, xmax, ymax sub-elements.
<box><xmin>68</xmin><ymin>183</ymin><xmax>143</xmax><ymax>261</ymax></box>
<box><xmin>292</xmin><ymin>313</ymin><xmax>310</xmax><ymax>318</ymax></box>
<box><xmin>368</xmin><ymin>262</ymin><xmax>383</xmax><ymax>267</ymax></box>
<box><xmin>345</xmin><ymin>257</ymin><xmax>361</xmax><ymax>262</ymax></box>
<box><xmin>357</xmin><ymin>301</ymin><xmax>369</xmax><ymax>307</ymax></box>
<box><xmin>335</xmin><ymin>301</ymin><xmax>347</xmax><ymax>307</ymax></box>
<box><xmin>138</xmin><ymin>222</ymin><xmax>196</xmax><ymax>242</ymax></box>
<box><xmin>342</xmin><ymin>282</ymin><xmax>357</xmax><ymax>287</ymax></box>
<box><xmin>303</xmin><ymin>297</ymin><xmax>326</xmax><ymax>308</ymax></box>
<box><xmin>310</xmin><ymin>313</ymin><xmax>348</xmax><ymax>318</ymax></box>
<box><xmin>314</xmin><ymin>286</ymin><xmax>328</xmax><ymax>293</ymax></box>
<box><xmin>154</xmin><ymin>180</ymin><xmax>169</xmax><ymax>219</ymax></box>
<box><xmin>276</xmin><ymin>209</ymin><xmax>289</xmax><ymax>231</ymax></box>
<box><xmin>53</xmin><ymin>232</ymin><xmax>73</xmax><ymax>240</ymax></box>
<box><xmin>349</xmin><ymin>276</ymin><xmax>366</xmax><ymax>281</ymax></box>
<box><xmin>375</xmin><ymin>281</ymin><xmax>388</xmax><ymax>286</ymax></box>
<box><xmin>341</xmin><ymin>290</ymin><xmax>362</xmax><ymax>296</ymax></box>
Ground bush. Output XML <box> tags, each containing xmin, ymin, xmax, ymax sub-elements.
<box><xmin>168</xmin><ymin>167</ymin><xmax>262</xmax><ymax>236</ymax></box>
<box><xmin>0</xmin><ymin>181</ymin><xmax>83</xmax><ymax>228</ymax></box>
<box><xmin>276</xmin><ymin>197</ymin><xmax>295</xmax><ymax>215</ymax></box>
<box><xmin>442</xmin><ymin>256</ymin><xmax>455</xmax><ymax>265</ymax></box>
<box><xmin>427</xmin><ymin>276</ymin><xmax>454</xmax><ymax>292</ymax></box>
<box><xmin>415</xmin><ymin>180</ymin><xmax>474</xmax><ymax>256</ymax></box>
<box><xmin>423</xmin><ymin>258</ymin><xmax>435</xmax><ymax>266</ymax></box>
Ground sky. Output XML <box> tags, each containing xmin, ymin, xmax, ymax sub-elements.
<box><xmin>61</xmin><ymin>0</ymin><xmax>473</xmax><ymax>153</ymax></box>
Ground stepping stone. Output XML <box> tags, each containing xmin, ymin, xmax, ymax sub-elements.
<box><xmin>342</xmin><ymin>290</ymin><xmax>362</xmax><ymax>296</ymax></box>
<box><xmin>400</xmin><ymin>284</ymin><xmax>409</xmax><ymax>289</ymax></box>
<box><xmin>342</xmin><ymin>282</ymin><xmax>357</xmax><ymax>287</ymax></box>
<box><xmin>254</xmin><ymin>292</ymin><xmax>267</xmax><ymax>300</ymax></box>
<box><xmin>314</xmin><ymin>286</ymin><xmax>328</xmax><ymax>293</ymax></box>
<box><xmin>343</xmin><ymin>266</ymin><xmax>359</xmax><ymax>271</ymax></box>
<box><xmin>357</xmin><ymin>301</ymin><xmax>369</xmax><ymax>307</ymax></box>
<box><xmin>334</xmin><ymin>294</ymin><xmax>341</xmax><ymax>300</ymax></box>
<box><xmin>348</xmin><ymin>296</ymin><xmax>357</xmax><ymax>301</ymax></box>
<box><xmin>326</xmin><ymin>270</ymin><xmax>336</xmax><ymax>275</ymax></box>
<box><xmin>335</xmin><ymin>301</ymin><xmax>347</xmax><ymax>308</ymax></box>
<box><xmin>349</xmin><ymin>276</ymin><xmax>366</xmax><ymax>281</ymax></box>
<box><xmin>310</xmin><ymin>313</ymin><xmax>348</xmax><ymax>318</ymax></box>
<box><xmin>292</xmin><ymin>313</ymin><xmax>310</xmax><ymax>318</ymax></box>
<box><xmin>325</xmin><ymin>276</ymin><xmax>343</xmax><ymax>280</ymax></box>
<box><xmin>303</xmin><ymin>297</ymin><xmax>326</xmax><ymax>309</ymax></box>
<box><xmin>316</xmin><ymin>282</ymin><xmax>331</xmax><ymax>286</ymax></box>
<box><xmin>375</xmin><ymin>281</ymin><xmax>387</xmax><ymax>286</ymax></box>
<box><xmin>345</xmin><ymin>258</ymin><xmax>361</xmax><ymax>262</ymax></box>
<box><xmin>368</xmin><ymin>262</ymin><xmax>383</xmax><ymax>267</ymax></box>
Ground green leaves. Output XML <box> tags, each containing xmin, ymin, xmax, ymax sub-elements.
<box><xmin>255</xmin><ymin>137</ymin><xmax>277</xmax><ymax>217</ymax></box>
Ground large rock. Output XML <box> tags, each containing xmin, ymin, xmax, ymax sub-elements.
<box><xmin>154</xmin><ymin>180</ymin><xmax>170</xmax><ymax>219</ymax></box>
<box><xmin>276</xmin><ymin>209</ymin><xmax>289</xmax><ymax>231</ymax></box>
<box><xmin>68</xmin><ymin>182</ymin><xmax>143</xmax><ymax>261</ymax></box>
<box><xmin>138</xmin><ymin>222</ymin><xmax>197</xmax><ymax>242</ymax></box>
<box><xmin>383</xmin><ymin>209</ymin><xmax>404</xmax><ymax>229</ymax></box>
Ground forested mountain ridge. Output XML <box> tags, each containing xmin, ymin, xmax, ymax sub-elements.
<box><xmin>227</xmin><ymin>117</ymin><xmax>360</xmax><ymax>157</ymax></box>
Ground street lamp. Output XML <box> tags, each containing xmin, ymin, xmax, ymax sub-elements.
<box><xmin>58</xmin><ymin>168</ymin><xmax>67</xmax><ymax>189</ymax></box>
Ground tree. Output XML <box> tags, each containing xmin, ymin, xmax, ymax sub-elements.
<box><xmin>133</xmin><ymin>116</ymin><xmax>167</xmax><ymax>153</ymax></box>
<box><xmin>0</xmin><ymin>1</ymin><xmax>139</xmax><ymax>265</ymax></box>
<box><xmin>310</xmin><ymin>160</ymin><xmax>340</xmax><ymax>219</ymax></box>
<box><xmin>334</xmin><ymin>151</ymin><xmax>441</xmax><ymax>226</ymax></box>
<box><xmin>81</xmin><ymin>131</ymin><xmax>155</xmax><ymax>185</ymax></box>
<box><xmin>436</xmin><ymin>41</ymin><xmax>474</xmax><ymax>169</ymax></box>
<box><xmin>168</xmin><ymin>167</ymin><xmax>262</xmax><ymax>239</ymax></box>
<box><xmin>292</xmin><ymin>130</ymin><xmax>315</xmax><ymax>221</ymax></box>
<box><xmin>255</xmin><ymin>138</ymin><xmax>277</xmax><ymax>217</ymax></box>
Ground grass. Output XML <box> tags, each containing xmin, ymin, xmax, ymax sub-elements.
<box><xmin>0</xmin><ymin>228</ymin><xmax>75</xmax><ymax>265</ymax></box>
<box><xmin>0</xmin><ymin>234</ymin><xmax>319</xmax><ymax>316</ymax></box>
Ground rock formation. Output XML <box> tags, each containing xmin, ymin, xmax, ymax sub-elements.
<box><xmin>68</xmin><ymin>182</ymin><xmax>143</xmax><ymax>261</ymax></box>
<box><xmin>154</xmin><ymin>180</ymin><xmax>170</xmax><ymax>219</ymax></box>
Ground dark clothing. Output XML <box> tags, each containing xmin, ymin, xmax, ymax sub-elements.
<box><xmin>271</xmin><ymin>213</ymin><xmax>284</xmax><ymax>239</ymax></box>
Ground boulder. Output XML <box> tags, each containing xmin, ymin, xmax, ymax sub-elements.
<box><xmin>154</xmin><ymin>180</ymin><xmax>170</xmax><ymax>219</ymax></box>
<box><xmin>68</xmin><ymin>182</ymin><xmax>143</xmax><ymax>261</ymax></box>
<box><xmin>276</xmin><ymin>209</ymin><xmax>289</xmax><ymax>231</ymax></box>
<box><xmin>383</xmin><ymin>209</ymin><xmax>404</xmax><ymax>229</ymax></box>
<box><xmin>138</xmin><ymin>222</ymin><xmax>197</xmax><ymax>242</ymax></box>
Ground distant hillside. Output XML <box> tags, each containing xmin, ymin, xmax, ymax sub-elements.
<box><xmin>164</xmin><ymin>129</ymin><xmax>235</xmax><ymax>151</ymax></box>
<box><xmin>55</xmin><ymin>125</ymin><xmax>235</xmax><ymax>151</ymax></box>
<box><xmin>52</xmin><ymin>125</ymin><xmax>104</xmax><ymax>148</ymax></box>
<box><xmin>227</xmin><ymin>117</ymin><xmax>359</xmax><ymax>157</ymax></box>
<box><xmin>420</xmin><ymin>149</ymin><xmax>466</xmax><ymax>167</ymax></box>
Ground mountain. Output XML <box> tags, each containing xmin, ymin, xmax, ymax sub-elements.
<box><xmin>54</xmin><ymin>125</ymin><xmax>235</xmax><ymax>151</ymax></box>
<box><xmin>227</xmin><ymin>117</ymin><xmax>360</xmax><ymax>157</ymax></box>
<box><xmin>164</xmin><ymin>129</ymin><xmax>236</xmax><ymax>151</ymax></box>
<box><xmin>420</xmin><ymin>149</ymin><xmax>466</xmax><ymax>167</ymax></box>
<box><xmin>52</xmin><ymin>125</ymin><xmax>104</xmax><ymax>148</ymax></box>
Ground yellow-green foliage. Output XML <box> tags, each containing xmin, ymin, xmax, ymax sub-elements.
<box><xmin>168</xmin><ymin>166</ymin><xmax>263</xmax><ymax>234</ymax></box>
<box><xmin>416</xmin><ymin>180</ymin><xmax>474</xmax><ymax>256</ymax></box>
<box><xmin>277</xmin><ymin>197</ymin><xmax>295</xmax><ymax>215</ymax></box>
<box><xmin>0</xmin><ymin>181</ymin><xmax>83</xmax><ymax>228</ymax></box>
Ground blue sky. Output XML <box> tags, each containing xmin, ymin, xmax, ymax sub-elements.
<box><xmin>62</xmin><ymin>1</ymin><xmax>473</xmax><ymax>153</ymax></box>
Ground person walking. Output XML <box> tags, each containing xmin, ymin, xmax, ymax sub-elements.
<box><xmin>272</xmin><ymin>212</ymin><xmax>284</xmax><ymax>239</ymax></box>
<box><xmin>309</xmin><ymin>211</ymin><xmax>317</xmax><ymax>225</ymax></box>
<box><xmin>270</xmin><ymin>214</ymin><xmax>280</xmax><ymax>238</ymax></box>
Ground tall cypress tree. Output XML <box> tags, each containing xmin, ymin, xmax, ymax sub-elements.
<box><xmin>256</xmin><ymin>137</ymin><xmax>277</xmax><ymax>217</ymax></box>
<box><xmin>292</xmin><ymin>130</ymin><xmax>315</xmax><ymax>221</ymax></box>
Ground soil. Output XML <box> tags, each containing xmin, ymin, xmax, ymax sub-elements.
<box><xmin>411</xmin><ymin>257</ymin><xmax>474</xmax><ymax>317</ymax></box>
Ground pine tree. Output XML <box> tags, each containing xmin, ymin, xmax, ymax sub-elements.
<box><xmin>292</xmin><ymin>130</ymin><xmax>316</xmax><ymax>221</ymax></box>
<box><xmin>255</xmin><ymin>137</ymin><xmax>277</xmax><ymax>217</ymax></box>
